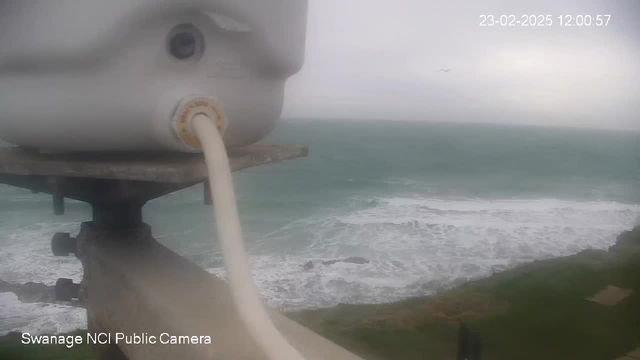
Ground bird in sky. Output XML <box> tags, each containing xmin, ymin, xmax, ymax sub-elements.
<box><xmin>436</xmin><ymin>68</ymin><xmax>451</xmax><ymax>73</ymax></box>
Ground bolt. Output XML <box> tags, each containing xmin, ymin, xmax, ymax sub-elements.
<box><xmin>55</xmin><ymin>278</ymin><xmax>80</xmax><ymax>301</ymax></box>
<box><xmin>49</xmin><ymin>177</ymin><xmax>64</xmax><ymax>215</ymax></box>
<box><xmin>53</xmin><ymin>194</ymin><xmax>65</xmax><ymax>215</ymax></box>
<box><xmin>51</xmin><ymin>232</ymin><xmax>76</xmax><ymax>256</ymax></box>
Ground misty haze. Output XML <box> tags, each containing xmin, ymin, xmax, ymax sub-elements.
<box><xmin>0</xmin><ymin>1</ymin><xmax>639</xmax><ymax>360</ymax></box>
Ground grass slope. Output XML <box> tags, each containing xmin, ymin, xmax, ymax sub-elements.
<box><xmin>0</xmin><ymin>330</ymin><xmax>93</xmax><ymax>360</ymax></box>
<box><xmin>288</xmin><ymin>247</ymin><xmax>640</xmax><ymax>360</ymax></box>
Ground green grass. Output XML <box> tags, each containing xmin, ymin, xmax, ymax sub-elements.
<box><xmin>3</xmin><ymin>244</ymin><xmax>640</xmax><ymax>360</ymax></box>
<box><xmin>287</xmin><ymin>248</ymin><xmax>640</xmax><ymax>360</ymax></box>
<box><xmin>0</xmin><ymin>330</ymin><xmax>94</xmax><ymax>360</ymax></box>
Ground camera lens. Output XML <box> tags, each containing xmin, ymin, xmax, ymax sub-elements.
<box><xmin>169</xmin><ymin>32</ymin><xmax>196</xmax><ymax>59</ymax></box>
<box><xmin>167</xmin><ymin>24</ymin><xmax>204</xmax><ymax>61</ymax></box>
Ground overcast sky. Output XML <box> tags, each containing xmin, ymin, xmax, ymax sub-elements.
<box><xmin>281</xmin><ymin>0</ymin><xmax>640</xmax><ymax>131</ymax></box>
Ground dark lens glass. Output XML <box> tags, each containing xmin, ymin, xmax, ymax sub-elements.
<box><xmin>169</xmin><ymin>32</ymin><xmax>196</xmax><ymax>59</ymax></box>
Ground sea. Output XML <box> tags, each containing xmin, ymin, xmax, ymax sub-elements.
<box><xmin>1</xmin><ymin>119</ymin><xmax>639</xmax><ymax>335</ymax></box>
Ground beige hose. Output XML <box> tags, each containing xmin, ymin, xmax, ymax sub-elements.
<box><xmin>192</xmin><ymin>114</ymin><xmax>306</xmax><ymax>360</ymax></box>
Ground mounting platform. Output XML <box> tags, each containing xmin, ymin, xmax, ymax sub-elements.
<box><xmin>0</xmin><ymin>145</ymin><xmax>365</xmax><ymax>360</ymax></box>
<box><xmin>0</xmin><ymin>145</ymin><xmax>309</xmax><ymax>228</ymax></box>
<box><xmin>0</xmin><ymin>144</ymin><xmax>308</xmax><ymax>183</ymax></box>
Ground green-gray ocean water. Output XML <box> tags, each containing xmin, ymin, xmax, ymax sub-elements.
<box><xmin>1</xmin><ymin>119</ymin><xmax>639</xmax><ymax>334</ymax></box>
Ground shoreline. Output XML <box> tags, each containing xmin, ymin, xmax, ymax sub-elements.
<box><xmin>2</xmin><ymin>226</ymin><xmax>639</xmax><ymax>359</ymax></box>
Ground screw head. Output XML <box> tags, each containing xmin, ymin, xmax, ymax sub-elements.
<box><xmin>51</xmin><ymin>232</ymin><xmax>75</xmax><ymax>256</ymax></box>
<box><xmin>55</xmin><ymin>278</ymin><xmax>79</xmax><ymax>301</ymax></box>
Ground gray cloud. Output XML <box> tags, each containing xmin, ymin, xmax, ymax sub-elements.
<box><xmin>282</xmin><ymin>0</ymin><xmax>640</xmax><ymax>131</ymax></box>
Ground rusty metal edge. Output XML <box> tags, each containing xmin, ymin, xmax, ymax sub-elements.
<box><xmin>0</xmin><ymin>145</ymin><xmax>309</xmax><ymax>183</ymax></box>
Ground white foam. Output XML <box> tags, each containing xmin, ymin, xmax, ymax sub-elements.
<box><xmin>3</xmin><ymin>194</ymin><xmax>639</xmax><ymax>331</ymax></box>
<box><xmin>209</xmin><ymin>196</ymin><xmax>639</xmax><ymax>311</ymax></box>
<box><xmin>0</xmin><ymin>293</ymin><xmax>86</xmax><ymax>335</ymax></box>
<box><xmin>0</xmin><ymin>222</ymin><xmax>83</xmax><ymax>285</ymax></box>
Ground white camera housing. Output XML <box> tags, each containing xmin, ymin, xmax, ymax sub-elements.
<box><xmin>0</xmin><ymin>0</ymin><xmax>308</xmax><ymax>152</ymax></box>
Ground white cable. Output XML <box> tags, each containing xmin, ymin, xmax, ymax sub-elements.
<box><xmin>192</xmin><ymin>114</ymin><xmax>306</xmax><ymax>360</ymax></box>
